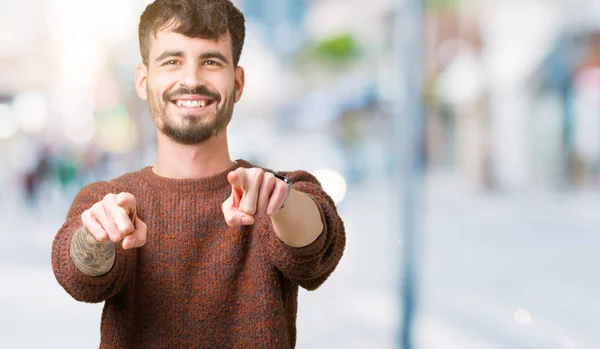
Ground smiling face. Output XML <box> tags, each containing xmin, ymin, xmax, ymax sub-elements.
<box><xmin>135</xmin><ymin>25</ymin><xmax>245</xmax><ymax>145</ymax></box>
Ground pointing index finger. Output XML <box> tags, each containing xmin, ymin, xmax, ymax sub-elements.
<box><xmin>227</xmin><ymin>169</ymin><xmax>247</xmax><ymax>189</ymax></box>
<box><xmin>116</xmin><ymin>193</ymin><xmax>136</xmax><ymax>211</ymax></box>
<box><xmin>115</xmin><ymin>193</ymin><xmax>137</xmax><ymax>229</ymax></box>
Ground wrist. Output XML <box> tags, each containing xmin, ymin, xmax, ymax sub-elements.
<box><xmin>70</xmin><ymin>226</ymin><xmax>116</xmax><ymax>276</ymax></box>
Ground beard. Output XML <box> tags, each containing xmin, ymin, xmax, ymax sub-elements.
<box><xmin>147</xmin><ymin>84</ymin><xmax>235</xmax><ymax>145</ymax></box>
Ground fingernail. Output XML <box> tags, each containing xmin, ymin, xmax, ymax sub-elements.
<box><xmin>241</xmin><ymin>216</ymin><xmax>253</xmax><ymax>225</ymax></box>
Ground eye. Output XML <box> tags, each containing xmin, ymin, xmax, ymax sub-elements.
<box><xmin>203</xmin><ymin>60</ymin><xmax>220</xmax><ymax>66</ymax></box>
<box><xmin>164</xmin><ymin>60</ymin><xmax>180</xmax><ymax>66</ymax></box>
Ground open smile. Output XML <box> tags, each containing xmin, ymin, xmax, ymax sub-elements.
<box><xmin>169</xmin><ymin>96</ymin><xmax>217</xmax><ymax>111</ymax></box>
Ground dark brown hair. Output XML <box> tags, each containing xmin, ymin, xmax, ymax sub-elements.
<box><xmin>138</xmin><ymin>0</ymin><xmax>246</xmax><ymax>66</ymax></box>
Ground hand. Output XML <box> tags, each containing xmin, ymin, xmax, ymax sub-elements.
<box><xmin>81</xmin><ymin>192</ymin><xmax>147</xmax><ymax>249</ymax></box>
<box><xmin>222</xmin><ymin>168</ymin><xmax>291</xmax><ymax>226</ymax></box>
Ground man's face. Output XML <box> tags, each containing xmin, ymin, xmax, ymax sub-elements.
<box><xmin>135</xmin><ymin>26</ymin><xmax>244</xmax><ymax>145</ymax></box>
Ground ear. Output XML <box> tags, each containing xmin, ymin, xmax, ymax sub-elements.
<box><xmin>234</xmin><ymin>66</ymin><xmax>245</xmax><ymax>103</ymax></box>
<box><xmin>135</xmin><ymin>63</ymin><xmax>148</xmax><ymax>101</ymax></box>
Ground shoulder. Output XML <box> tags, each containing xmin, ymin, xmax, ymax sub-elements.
<box><xmin>75</xmin><ymin>167</ymin><xmax>149</xmax><ymax>197</ymax></box>
<box><xmin>106</xmin><ymin>167</ymin><xmax>150</xmax><ymax>192</ymax></box>
<box><xmin>238</xmin><ymin>159</ymin><xmax>321</xmax><ymax>186</ymax></box>
<box><xmin>279</xmin><ymin>170</ymin><xmax>321</xmax><ymax>187</ymax></box>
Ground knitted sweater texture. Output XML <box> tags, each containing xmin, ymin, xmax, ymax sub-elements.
<box><xmin>51</xmin><ymin>160</ymin><xmax>346</xmax><ymax>348</ymax></box>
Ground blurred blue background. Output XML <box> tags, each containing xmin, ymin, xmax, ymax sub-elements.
<box><xmin>0</xmin><ymin>0</ymin><xmax>599</xmax><ymax>348</ymax></box>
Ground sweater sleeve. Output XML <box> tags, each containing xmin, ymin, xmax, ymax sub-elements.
<box><xmin>51</xmin><ymin>181</ymin><xmax>137</xmax><ymax>303</ymax></box>
<box><xmin>257</xmin><ymin>170</ymin><xmax>346</xmax><ymax>291</ymax></box>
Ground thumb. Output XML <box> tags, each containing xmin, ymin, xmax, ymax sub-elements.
<box><xmin>222</xmin><ymin>191</ymin><xmax>254</xmax><ymax>226</ymax></box>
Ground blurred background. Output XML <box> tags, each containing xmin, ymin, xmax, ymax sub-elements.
<box><xmin>0</xmin><ymin>0</ymin><xmax>599</xmax><ymax>348</ymax></box>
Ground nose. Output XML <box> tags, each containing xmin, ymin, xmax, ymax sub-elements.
<box><xmin>178</xmin><ymin>62</ymin><xmax>206</xmax><ymax>91</ymax></box>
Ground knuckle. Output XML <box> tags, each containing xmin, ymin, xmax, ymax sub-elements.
<box><xmin>95</xmin><ymin>233</ymin><xmax>110</xmax><ymax>243</ymax></box>
<box><xmin>241</xmin><ymin>204</ymin><xmax>254</xmax><ymax>214</ymax></box>
<box><xmin>261</xmin><ymin>173</ymin><xmax>271</xmax><ymax>184</ymax></box>
<box><xmin>246</xmin><ymin>169</ymin><xmax>260</xmax><ymax>181</ymax></box>
<box><xmin>253</xmin><ymin>168</ymin><xmax>264</xmax><ymax>177</ymax></box>
<box><xmin>106</xmin><ymin>225</ymin><xmax>120</xmax><ymax>237</ymax></box>
<box><xmin>121</xmin><ymin>224</ymin><xmax>134</xmax><ymax>235</ymax></box>
<box><xmin>90</xmin><ymin>204</ymin><xmax>104</xmax><ymax>218</ymax></box>
<box><xmin>81</xmin><ymin>210</ymin><xmax>91</xmax><ymax>221</ymax></box>
<box><xmin>92</xmin><ymin>202</ymin><xmax>103</xmax><ymax>211</ymax></box>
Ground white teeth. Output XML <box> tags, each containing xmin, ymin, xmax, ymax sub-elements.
<box><xmin>176</xmin><ymin>100</ymin><xmax>209</xmax><ymax>108</ymax></box>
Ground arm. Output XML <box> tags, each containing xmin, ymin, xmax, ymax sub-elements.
<box><xmin>269</xmin><ymin>189</ymin><xmax>324</xmax><ymax>248</ymax></box>
<box><xmin>223</xmin><ymin>169</ymin><xmax>346</xmax><ymax>290</ymax></box>
<box><xmin>51</xmin><ymin>182</ymin><xmax>138</xmax><ymax>303</ymax></box>
<box><xmin>258</xmin><ymin>171</ymin><xmax>346</xmax><ymax>290</ymax></box>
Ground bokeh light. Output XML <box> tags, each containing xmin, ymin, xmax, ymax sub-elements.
<box><xmin>95</xmin><ymin>105</ymin><xmax>137</xmax><ymax>152</ymax></box>
<box><xmin>61</xmin><ymin>101</ymin><xmax>96</xmax><ymax>144</ymax></box>
<box><xmin>312</xmin><ymin>168</ymin><xmax>348</xmax><ymax>205</ymax></box>
<box><xmin>12</xmin><ymin>90</ymin><xmax>48</xmax><ymax>133</ymax></box>
<box><xmin>514</xmin><ymin>309</ymin><xmax>532</xmax><ymax>325</ymax></box>
<box><xmin>0</xmin><ymin>104</ymin><xmax>18</xmax><ymax>140</ymax></box>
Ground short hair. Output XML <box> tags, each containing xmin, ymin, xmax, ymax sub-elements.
<box><xmin>138</xmin><ymin>0</ymin><xmax>246</xmax><ymax>66</ymax></box>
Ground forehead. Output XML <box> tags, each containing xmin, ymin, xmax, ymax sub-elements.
<box><xmin>149</xmin><ymin>28</ymin><xmax>233</xmax><ymax>59</ymax></box>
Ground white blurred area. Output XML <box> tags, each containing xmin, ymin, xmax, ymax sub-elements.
<box><xmin>1</xmin><ymin>0</ymin><xmax>600</xmax><ymax>348</ymax></box>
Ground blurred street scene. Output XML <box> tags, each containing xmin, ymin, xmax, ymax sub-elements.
<box><xmin>1</xmin><ymin>0</ymin><xmax>599</xmax><ymax>348</ymax></box>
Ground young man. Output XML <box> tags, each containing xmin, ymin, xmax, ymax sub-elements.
<box><xmin>51</xmin><ymin>0</ymin><xmax>346</xmax><ymax>348</ymax></box>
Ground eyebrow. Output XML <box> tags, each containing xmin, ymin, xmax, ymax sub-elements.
<box><xmin>199</xmin><ymin>51</ymin><xmax>230</xmax><ymax>65</ymax></box>
<box><xmin>154</xmin><ymin>50</ymin><xmax>230</xmax><ymax>65</ymax></box>
<box><xmin>154</xmin><ymin>50</ymin><xmax>184</xmax><ymax>63</ymax></box>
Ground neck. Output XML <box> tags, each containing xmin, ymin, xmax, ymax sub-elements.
<box><xmin>153</xmin><ymin>130</ymin><xmax>235</xmax><ymax>179</ymax></box>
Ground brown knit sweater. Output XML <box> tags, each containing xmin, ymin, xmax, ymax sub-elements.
<box><xmin>51</xmin><ymin>159</ymin><xmax>345</xmax><ymax>349</ymax></box>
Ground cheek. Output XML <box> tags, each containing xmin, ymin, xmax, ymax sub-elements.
<box><xmin>148</xmin><ymin>73</ymin><xmax>177</xmax><ymax>97</ymax></box>
<box><xmin>210</xmin><ymin>71</ymin><xmax>235</xmax><ymax>93</ymax></box>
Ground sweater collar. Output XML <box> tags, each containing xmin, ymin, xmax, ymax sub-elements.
<box><xmin>140</xmin><ymin>159</ymin><xmax>251</xmax><ymax>192</ymax></box>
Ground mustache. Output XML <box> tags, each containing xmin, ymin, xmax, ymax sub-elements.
<box><xmin>164</xmin><ymin>86</ymin><xmax>221</xmax><ymax>103</ymax></box>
